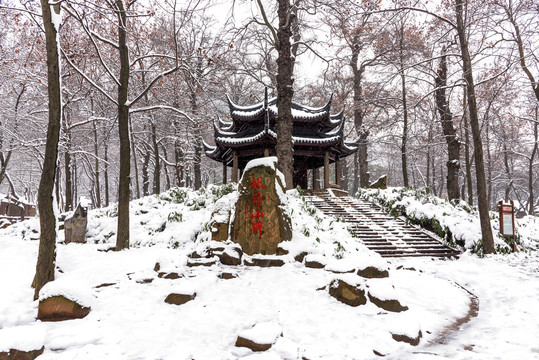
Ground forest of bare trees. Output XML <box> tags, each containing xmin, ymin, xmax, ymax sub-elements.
<box><xmin>1</xmin><ymin>0</ymin><xmax>538</xmax><ymax>246</ymax></box>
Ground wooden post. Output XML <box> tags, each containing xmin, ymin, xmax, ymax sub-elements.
<box><xmin>324</xmin><ymin>151</ymin><xmax>330</xmax><ymax>189</ymax></box>
<box><xmin>335</xmin><ymin>156</ymin><xmax>341</xmax><ymax>187</ymax></box>
<box><xmin>313</xmin><ymin>167</ymin><xmax>319</xmax><ymax>190</ymax></box>
<box><xmin>232</xmin><ymin>151</ymin><xmax>238</xmax><ymax>183</ymax></box>
<box><xmin>264</xmin><ymin>148</ymin><xmax>269</xmax><ymax>157</ymax></box>
<box><xmin>222</xmin><ymin>162</ymin><xmax>227</xmax><ymax>184</ymax></box>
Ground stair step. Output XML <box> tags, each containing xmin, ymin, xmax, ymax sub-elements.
<box><xmin>309</xmin><ymin>191</ymin><xmax>460</xmax><ymax>259</ymax></box>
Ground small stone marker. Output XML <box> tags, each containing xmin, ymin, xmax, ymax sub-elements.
<box><xmin>64</xmin><ymin>203</ymin><xmax>88</xmax><ymax>244</ymax></box>
<box><xmin>369</xmin><ymin>175</ymin><xmax>387</xmax><ymax>190</ymax></box>
<box><xmin>231</xmin><ymin>157</ymin><xmax>292</xmax><ymax>255</ymax></box>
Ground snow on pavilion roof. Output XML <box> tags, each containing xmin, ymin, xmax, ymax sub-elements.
<box><xmin>222</xmin><ymin>91</ymin><xmax>343</xmax><ymax>132</ymax></box>
<box><xmin>204</xmin><ymin>88</ymin><xmax>360</xmax><ymax>165</ymax></box>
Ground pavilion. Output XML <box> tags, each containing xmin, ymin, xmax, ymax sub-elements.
<box><xmin>203</xmin><ymin>89</ymin><xmax>360</xmax><ymax>189</ymax></box>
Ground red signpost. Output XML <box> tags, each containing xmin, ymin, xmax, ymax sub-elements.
<box><xmin>497</xmin><ymin>200</ymin><xmax>517</xmax><ymax>252</ymax></box>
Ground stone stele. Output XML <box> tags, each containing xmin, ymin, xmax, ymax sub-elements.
<box><xmin>64</xmin><ymin>203</ymin><xmax>88</xmax><ymax>244</ymax></box>
<box><xmin>231</xmin><ymin>158</ymin><xmax>292</xmax><ymax>256</ymax></box>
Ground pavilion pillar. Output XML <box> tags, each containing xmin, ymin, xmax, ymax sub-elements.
<box><xmin>222</xmin><ymin>162</ymin><xmax>227</xmax><ymax>184</ymax></box>
<box><xmin>232</xmin><ymin>151</ymin><xmax>238</xmax><ymax>183</ymax></box>
<box><xmin>324</xmin><ymin>151</ymin><xmax>330</xmax><ymax>189</ymax></box>
<box><xmin>335</xmin><ymin>156</ymin><xmax>341</xmax><ymax>187</ymax></box>
<box><xmin>264</xmin><ymin>148</ymin><xmax>269</xmax><ymax>157</ymax></box>
<box><xmin>313</xmin><ymin>167</ymin><xmax>319</xmax><ymax>190</ymax></box>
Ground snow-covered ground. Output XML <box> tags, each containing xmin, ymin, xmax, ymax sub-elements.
<box><xmin>0</xmin><ymin>185</ymin><xmax>538</xmax><ymax>359</ymax></box>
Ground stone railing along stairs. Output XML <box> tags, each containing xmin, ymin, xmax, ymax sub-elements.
<box><xmin>305</xmin><ymin>190</ymin><xmax>460</xmax><ymax>258</ymax></box>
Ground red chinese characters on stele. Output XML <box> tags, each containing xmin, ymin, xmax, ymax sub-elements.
<box><xmin>249</xmin><ymin>176</ymin><xmax>267</xmax><ymax>238</ymax></box>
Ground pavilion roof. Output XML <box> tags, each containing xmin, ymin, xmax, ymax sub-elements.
<box><xmin>204</xmin><ymin>88</ymin><xmax>359</xmax><ymax>166</ymax></box>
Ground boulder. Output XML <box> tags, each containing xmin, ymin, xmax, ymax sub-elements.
<box><xmin>64</xmin><ymin>203</ymin><xmax>88</xmax><ymax>244</ymax></box>
<box><xmin>218</xmin><ymin>272</ymin><xmax>238</xmax><ymax>280</ymax></box>
<box><xmin>164</xmin><ymin>292</ymin><xmax>196</xmax><ymax>306</ymax></box>
<box><xmin>369</xmin><ymin>175</ymin><xmax>387</xmax><ymax>190</ymax></box>
<box><xmin>366</xmin><ymin>278</ymin><xmax>408</xmax><ymax>312</ymax></box>
<box><xmin>37</xmin><ymin>295</ymin><xmax>90</xmax><ymax>321</ymax></box>
<box><xmin>0</xmin><ymin>347</ymin><xmax>44</xmax><ymax>360</ymax></box>
<box><xmin>211</xmin><ymin>221</ymin><xmax>230</xmax><ymax>242</ymax></box>
<box><xmin>235</xmin><ymin>321</ymin><xmax>282</xmax><ymax>352</ymax></box>
<box><xmin>244</xmin><ymin>256</ymin><xmax>285</xmax><ymax>268</ymax></box>
<box><xmin>294</xmin><ymin>252</ymin><xmax>309</xmax><ymax>263</ymax></box>
<box><xmin>368</xmin><ymin>294</ymin><xmax>408</xmax><ymax>312</ymax></box>
<box><xmin>218</xmin><ymin>247</ymin><xmax>242</xmax><ymax>266</ymax></box>
<box><xmin>357</xmin><ymin>266</ymin><xmax>389</xmax><ymax>279</ymax></box>
<box><xmin>186</xmin><ymin>258</ymin><xmax>218</xmax><ymax>267</ymax></box>
<box><xmin>230</xmin><ymin>157</ymin><xmax>292</xmax><ymax>255</ymax></box>
<box><xmin>328</xmin><ymin>279</ymin><xmax>367</xmax><ymax>307</ymax></box>
<box><xmin>304</xmin><ymin>254</ymin><xmax>326</xmax><ymax>269</ymax></box>
<box><xmin>163</xmin><ymin>272</ymin><xmax>182</xmax><ymax>280</ymax></box>
<box><xmin>391</xmin><ymin>330</ymin><xmax>422</xmax><ymax>346</ymax></box>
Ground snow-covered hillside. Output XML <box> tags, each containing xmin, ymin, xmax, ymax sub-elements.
<box><xmin>0</xmin><ymin>185</ymin><xmax>538</xmax><ymax>359</ymax></box>
<box><xmin>357</xmin><ymin>187</ymin><xmax>539</xmax><ymax>253</ymax></box>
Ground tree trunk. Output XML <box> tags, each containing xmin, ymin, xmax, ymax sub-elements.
<box><xmin>129</xmin><ymin>117</ymin><xmax>140</xmax><ymax>199</ymax></box>
<box><xmin>358</xmin><ymin>131</ymin><xmax>369</xmax><ymax>188</ymax></box>
<box><xmin>350</xmin><ymin>42</ymin><xmax>370</xmax><ymax>189</ymax></box>
<box><xmin>529</xmin><ymin>110</ymin><xmax>538</xmax><ymax>214</ymax></box>
<box><xmin>115</xmin><ymin>0</ymin><xmax>130</xmax><ymax>251</ymax></box>
<box><xmin>340</xmin><ymin>158</ymin><xmax>348</xmax><ymax>191</ymax></box>
<box><xmin>275</xmin><ymin>0</ymin><xmax>295</xmax><ymax>189</ymax></box>
<box><xmin>142</xmin><ymin>148</ymin><xmax>150</xmax><ymax>197</ymax></box>
<box><xmin>64</xmin><ymin>141</ymin><xmax>72</xmax><ymax>211</ymax></box>
<box><xmin>194</xmin><ymin>124</ymin><xmax>202</xmax><ymax>190</ymax></box>
<box><xmin>151</xmin><ymin>118</ymin><xmax>160</xmax><ymax>194</ymax></box>
<box><xmin>486</xmin><ymin>116</ymin><xmax>493</xmax><ymax>207</ymax></box>
<box><xmin>93</xmin><ymin>119</ymin><xmax>101</xmax><ymax>208</ymax></box>
<box><xmin>503</xmin><ymin>141</ymin><xmax>512</xmax><ymax>202</ymax></box>
<box><xmin>400</xmin><ymin>67</ymin><xmax>409</xmax><ymax>188</ymax></box>
<box><xmin>352</xmin><ymin>152</ymin><xmax>359</xmax><ymax>195</ymax></box>
<box><xmin>162</xmin><ymin>144</ymin><xmax>171</xmax><ymax>191</ymax></box>
<box><xmin>455</xmin><ymin>0</ymin><xmax>495</xmax><ymax>253</ymax></box>
<box><xmin>104</xmin><ymin>134</ymin><xmax>110</xmax><ymax>207</ymax></box>
<box><xmin>463</xmin><ymin>90</ymin><xmax>474</xmax><ymax>206</ymax></box>
<box><xmin>175</xmin><ymin>141</ymin><xmax>185</xmax><ymax>187</ymax></box>
<box><xmin>34</xmin><ymin>0</ymin><xmax>62</xmax><ymax>300</ymax></box>
<box><xmin>434</xmin><ymin>47</ymin><xmax>460</xmax><ymax>201</ymax></box>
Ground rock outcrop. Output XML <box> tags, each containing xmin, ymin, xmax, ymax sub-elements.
<box><xmin>230</xmin><ymin>157</ymin><xmax>292</xmax><ymax>255</ymax></box>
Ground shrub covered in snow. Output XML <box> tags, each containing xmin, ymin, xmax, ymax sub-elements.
<box><xmin>356</xmin><ymin>187</ymin><xmax>539</xmax><ymax>254</ymax></box>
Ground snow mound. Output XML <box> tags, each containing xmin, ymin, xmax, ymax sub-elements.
<box><xmin>238</xmin><ymin>321</ymin><xmax>282</xmax><ymax>345</ymax></box>
<box><xmin>0</xmin><ymin>323</ymin><xmax>45</xmax><ymax>352</ymax></box>
<box><xmin>39</xmin><ymin>276</ymin><xmax>93</xmax><ymax>307</ymax></box>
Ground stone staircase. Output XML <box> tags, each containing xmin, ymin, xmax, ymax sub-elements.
<box><xmin>304</xmin><ymin>190</ymin><xmax>460</xmax><ymax>258</ymax></box>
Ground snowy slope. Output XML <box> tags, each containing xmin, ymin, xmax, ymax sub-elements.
<box><xmin>0</xmin><ymin>184</ymin><xmax>538</xmax><ymax>359</ymax></box>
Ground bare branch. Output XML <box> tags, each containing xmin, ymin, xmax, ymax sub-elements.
<box><xmin>61</xmin><ymin>48</ymin><xmax>118</xmax><ymax>105</ymax></box>
<box><xmin>128</xmin><ymin>66</ymin><xmax>181</xmax><ymax>107</ymax></box>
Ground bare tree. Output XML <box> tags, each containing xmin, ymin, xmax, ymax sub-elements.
<box><xmin>63</xmin><ymin>1</ymin><xmax>180</xmax><ymax>250</ymax></box>
<box><xmin>434</xmin><ymin>45</ymin><xmax>461</xmax><ymax>201</ymax></box>
<box><xmin>34</xmin><ymin>0</ymin><xmax>62</xmax><ymax>300</ymax></box>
